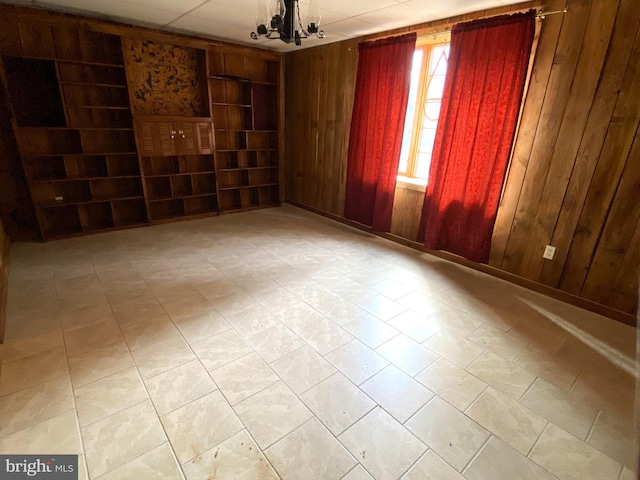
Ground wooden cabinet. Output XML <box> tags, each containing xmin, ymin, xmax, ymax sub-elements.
<box><xmin>207</xmin><ymin>49</ymin><xmax>280</xmax><ymax>213</ymax></box>
<box><xmin>0</xmin><ymin>29</ymin><xmax>146</xmax><ymax>240</ymax></box>
<box><xmin>135</xmin><ymin>118</ymin><xmax>213</xmax><ymax>156</ymax></box>
<box><xmin>133</xmin><ymin>116</ymin><xmax>218</xmax><ymax>223</ymax></box>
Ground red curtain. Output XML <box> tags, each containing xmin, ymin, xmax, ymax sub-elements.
<box><xmin>344</xmin><ymin>33</ymin><xmax>416</xmax><ymax>232</ymax></box>
<box><xmin>417</xmin><ymin>11</ymin><xmax>536</xmax><ymax>263</ymax></box>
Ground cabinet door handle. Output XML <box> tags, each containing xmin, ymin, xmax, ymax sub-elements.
<box><xmin>170</xmin><ymin>130</ymin><xmax>177</xmax><ymax>139</ymax></box>
<box><xmin>179</xmin><ymin>130</ymin><xmax>185</xmax><ymax>138</ymax></box>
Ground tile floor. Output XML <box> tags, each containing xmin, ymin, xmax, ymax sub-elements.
<box><xmin>0</xmin><ymin>204</ymin><xmax>636</xmax><ymax>480</ymax></box>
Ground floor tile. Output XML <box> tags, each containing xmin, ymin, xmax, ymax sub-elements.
<box><xmin>313</xmin><ymin>297</ymin><xmax>369</xmax><ymax>326</ymax></box>
<box><xmin>160</xmin><ymin>293</ymin><xmax>213</xmax><ymax>322</ymax></box>
<box><xmin>210</xmin><ymin>352</ymin><xmax>279</xmax><ymax>404</ymax></box>
<box><xmin>82</xmin><ymin>400</ymin><xmax>166</xmax><ymax>478</ymax></box>
<box><xmin>174</xmin><ymin>309</ymin><xmax>232</xmax><ymax>345</ymax></box>
<box><xmin>210</xmin><ymin>290</ymin><xmax>259</xmax><ymax>317</ymax></box>
<box><xmin>466</xmin><ymin>350</ymin><xmax>536</xmax><ymax>400</ymax></box>
<box><xmin>63</xmin><ymin>319</ymin><xmax>123</xmax><ymax>358</ymax></box>
<box><xmin>191</xmin><ymin>329</ymin><xmax>252</xmax><ymax>371</ymax></box>
<box><xmin>376</xmin><ymin>334</ymin><xmax>439</xmax><ymax>376</ymax></box>
<box><xmin>111</xmin><ymin>298</ymin><xmax>167</xmax><ymax>327</ymax></box>
<box><xmin>325</xmin><ymin>339</ymin><xmax>388</xmax><ymax>385</ymax></box>
<box><xmin>300</xmin><ymin>373</ymin><xmax>376</xmax><ymax>436</ymax></box>
<box><xmin>344</xmin><ymin>314</ymin><xmax>400</xmax><ymax>349</ymax></box>
<box><xmin>464</xmin><ymin>435</ymin><xmax>557</xmax><ymax>480</ymax></box>
<box><xmin>509</xmin><ymin>319</ymin><xmax>567</xmax><ymax>354</ymax></box>
<box><xmin>357</xmin><ymin>294</ymin><xmax>407</xmax><ymax>321</ymax></box>
<box><xmin>296</xmin><ymin>317</ymin><xmax>354</xmax><ymax>355</ymax></box>
<box><xmin>342</xmin><ymin>465</ymin><xmax>374</xmax><ymax>479</ymax></box>
<box><xmin>401</xmin><ymin>450</ymin><xmax>464</xmax><ymax>480</ymax></box>
<box><xmin>415</xmin><ymin>357</ymin><xmax>487</xmax><ymax>411</ymax></box>
<box><xmin>529</xmin><ymin>423</ymin><xmax>621</xmax><ymax>480</ymax></box>
<box><xmin>266</xmin><ymin>418</ymin><xmax>356</xmax><ymax>480</ymax></box>
<box><xmin>253</xmin><ymin>286</ymin><xmax>301</xmax><ymax>314</ymax></box>
<box><xmin>387</xmin><ymin>310</ymin><xmax>442</xmax><ymax>343</ymax></box>
<box><xmin>339</xmin><ymin>407</ymin><xmax>426</xmax><ymax>480</ymax></box>
<box><xmin>245</xmin><ymin>323</ymin><xmax>305</xmax><ymax>363</ymax></box>
<box><xmin>587</xmin><ymin>407</ymin><xmax>636</xmax><ymax>469</ymax></box>
<box><xmin>465</xmin><ymin>387</ymin><xmax>546</xmax><ymax>455</ymax></box>
<box><xmin>60</xmin><ymin>302</ymin><xmax>116</xmax><ymax>332</ymax></box>
<box><xmin>0</xmin><ymin>328</ymin><xmax>64</xmax><ymax>364</ymax></box>
<box><xmin>270</xmin><ymin>345</ymin><xmax>336</xmax><ymax>395</ymax></box>
<box><xmin>0</xmin><ymin>410</ymin><xmax>82</xmax><ymax>454</ymax></box>
<box><xmin>131</xmin><ymin>335</ymin><xmax>196</xmax><ymax>379</ymax></box>
<box><xmin>234</xmin><ymin>381</ymin><xmax>313</xmax><ymax>449</ymax></box>
<box><xmin>0</xmin><ymin>346</ymin><xmax>68</xmax><ymax>395</ymax></box>
<box><xmin>423</xmin><ymin>330</ymin><xmax>485</xmax><ymax>369</ymax></box>
<box><xmin>361</xmin><ymin>365</ymin><xmax>434</xmax><ymax>423</ymax></box>
<box><xmin>121</xmin><ymin>314</ymin><xmax>180</xmax><ymax>351</ymax></box>
<box><xmin>182</xmin><ymin>429</ymin><xmax>279</xmax><ymax>480</ymax></box>
<box><xmin>406</xmin><ymin>397</ymin><xmax>490</xmax><ymax>472</ymax></box>
<box><xmin>96</xmin><ymin>443</ymin><xmax>183</xmax><ymax>480</ymax></box>
<box><xmin>428</xmin><ymin>306</ymin><xmax>484</xmax><ymax>337</ymax></box>
<box><xmin>371</xmin><ymin>278</ymin><xmax>414</xmax><ymax>301</ymax></box>
<box><xmin>68</xmin><ymin>341</ymin><xmax>134</xmax><ymax>388</ymax></box>
<box><xmin>0</xmin><ymin>375</ymin><xmax>74</xmax><ymax>437</ymax></box>
<box><xmin>520</xmin><ymin>378</ymin><xmax>599</xmax><ymax>440</ymax></box>
<box><xmin>223</xmin><ymin>304</ymin><xmax>281</xmax><ymax>338</ymax></box>
<box><xmin>144</xmin><ymin>360</ymin><xmax>217</xmax><ymax>416</ymax></box>
<box><xmin>161</xmin><ymin>390</ymin><xmax>244</xmax><ymax>464</ymax></box>
<box><xmin>514</xmin><ymin>344</ymin><xmax>580</xmax><ymax>391</ymax></box>
<box><xmin>274</xmin><ymin>302</ymin><xmax>327</xmax><ymax>332</ymax></box>
<box><xmin>466</xmin><ymin>323</ymin><xmax>528</xmax><ymax>361</ymax></box>
<box><xmin>397</xmin><ymin>291</ymin><xmax>444</xmax><ymax>317</ymax></box>
<box><xmin>75</xmin><ymin>367</ymin><xmax>148</xmax><ymax>427</ymax></box>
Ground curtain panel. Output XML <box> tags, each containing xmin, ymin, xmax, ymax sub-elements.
<box><xmin>344</xmin><ymin>33</ymin><xmax>416</xmax><ymax>232</ymax></box>
<box><xmin>417</xmin><ymin>11</ymin><xmax>536</xmax><ymax>263</ymax></box>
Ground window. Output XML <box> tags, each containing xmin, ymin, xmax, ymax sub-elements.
<box><xmin>398</xmin><ymin>38</ymin><xmax>450</xmax><ymax>181</ymax></box>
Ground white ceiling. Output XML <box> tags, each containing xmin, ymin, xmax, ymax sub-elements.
<box><xmin>2</xmin><ymin>0</ymin><xmax>526</xmax><ymax>52</ymax></box>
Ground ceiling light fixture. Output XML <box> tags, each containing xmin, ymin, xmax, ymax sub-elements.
<box><xmin>251</xmin><ymin>0</ymin><xmax>325</xmax><ymax>46</ymax></box>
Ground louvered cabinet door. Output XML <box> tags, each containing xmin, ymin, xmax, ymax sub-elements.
<box><xmin>176</xmin><ymin>121</ymin><xmax>213</xmax><ymax>155</ymax></box>
<box><xmin>134</xmin><ymin>119</ymin><xmax>177</xmax><ymax>156</ymax></box>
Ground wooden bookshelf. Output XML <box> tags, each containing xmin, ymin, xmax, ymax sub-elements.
<box><xmin>133</xmin><ymin>116</ymin><xmax>218</xmax><ymax>223</ymax></box>
<box><xmin>207</xmin><ymin>50</ymin><xmax>280</xmax><ymax>213</ymax></box>
<box><xmin>0</xmin><ymin>28</ymin><xmax>146</xmax><ymax>240</ymax></box>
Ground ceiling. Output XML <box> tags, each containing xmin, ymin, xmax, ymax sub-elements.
<box><xmin>2</xmin><ymin>0</ymin><xmax>527</xmax><ymax>52</ymax></box>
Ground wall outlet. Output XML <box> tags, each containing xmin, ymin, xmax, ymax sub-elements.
<box><xmin>55</xmin><ymin>196</ymin><xmax>64</xmax><ymax>202</ymax></box>
<box><xmin>543</xmin><ymin>245</ymin><xmax>556</xmax><ymax>260</ymax></box>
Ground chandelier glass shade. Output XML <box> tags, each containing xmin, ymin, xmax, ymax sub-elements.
<box><xmin>252</xmin><ymin>0</ymin><xmax>325</xmax><ymax>46</ymax></box>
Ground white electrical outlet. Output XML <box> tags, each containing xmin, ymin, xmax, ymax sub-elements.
<box><xmin>55</xmin><ymin>196</ymin><xmax>64</xmax><ymax>202</ymax></box>
<box><xmin>543</xmin><ymin>245</ymin><xmax>556</xmax><ymax>260</ymax></box>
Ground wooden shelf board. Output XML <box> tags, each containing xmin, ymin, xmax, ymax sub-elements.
<box><xmin>57</xmin><ymin>59</ymin><xmax>126</xmax><ymax>69</ymax></box>
<box><xmin>32</xmin><ymin>175</ymin><xmax>140</xmax><ymax>182</ymax></box>
<box><xmin>60</xmin><ymin>81</ymin><xmax>127</xmax><ymax>88</ymax></box>
<box><xmin>211</xmin><ymin>102</ymin><xmax>252</xmax><ymax>108</ymax></box>
<box><xmin>148</xmin><ymin>192</ymin><xmax>217</xmax><ymax>203</ymax></box>
<box><xmin>217</xmin><ymin>166</ymin><xmax>278</xmax><ymax>172</ymax></box>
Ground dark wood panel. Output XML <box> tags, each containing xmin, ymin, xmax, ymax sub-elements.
<box><xmin>0</xmin><ymin>218</ymin><xmax>7</xmax><ymax>343</ymax></box>
<box><xmin>539</xmin><ymin>0</ymin><xmax>640</xmax><ymax>287</ymax></box>
<box><xmin>500</xmin><ymin>0</ymin><xmax>591</xmax><ymax>276</ymax></box>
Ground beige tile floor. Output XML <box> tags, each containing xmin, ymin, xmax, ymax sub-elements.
<box><xmin>0</xmin><ymin>204</ymin><xmax>637</xmax><ymax>480</ymax></box>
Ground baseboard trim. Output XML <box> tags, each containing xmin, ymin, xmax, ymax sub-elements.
<box><xmin>285</xmin><ymin>200</ymin><xmax>636</xmax><ymax>327</ymax></box>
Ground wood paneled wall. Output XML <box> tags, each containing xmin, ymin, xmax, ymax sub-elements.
<box><xmin>0</xmin><ymin>217</ymin><xmax>8</xmax><ymax>343</ymax></box>
<box><xmin>285</xmin><ymin>0</ymin><xmax>640</xmax><ymax>316</ymax></box>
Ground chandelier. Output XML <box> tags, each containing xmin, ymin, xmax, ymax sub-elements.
<box><xmin>251</xmin><ymin>0</ymin><xmax>325</xmax><ymax>46</ymax></box>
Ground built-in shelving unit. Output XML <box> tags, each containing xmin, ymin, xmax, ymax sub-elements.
<box><xmin>133</xmin><ymin>116</ymin><xmax>218</xmax><ymax>223</ymax></box>
<box><xmin>208</xmin><ymin>50</ymin><xmax>280</xmax><ymax>212</ymax></box>
<box><xmin>1</xmin><ymin>28</ymin><xmax>145</xmax><ymax>240</ymax></box>
<box><xmin>0</xmin><ymin>10</ymin><xmax>281</xmax><ymax>240</ymax></box>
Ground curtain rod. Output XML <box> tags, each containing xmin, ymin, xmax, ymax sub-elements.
<box><xmin>349</xmin><ymin>8</ymin><xmax>568</xmax><ymax>47</ymax></box>
<box><xmin>417</xmin><ymin>8</ymin><xmax>567</xmax><ymax>38</ymax></box>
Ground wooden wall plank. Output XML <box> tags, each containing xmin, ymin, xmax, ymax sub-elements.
<box><xmin>500</xmin><ymin>0</ymin><xmax>591</xmax><ymax>276</ymax></box>
<box><xmin>581</xmin><ymin>126</ymin><xmax>640</xmax><ymax>303</ymax></box>
<box><xmin>516</xmin><ymin>0</ymin><xmax>617</xmax><ymax>280</ymax></box>
<box><xmin>539</xmin><ymin>0</ymin><xmax>640</xmax><ymax>287</ymax></box>
<box><xmin>607</xmin><ymin>217</ymin><xmax>640</xmax><ymax>313</ymax></box>
<box><xmin>489</xmin><ymin>0</ymin><xmax>567</xmax><ymax>266</ymax></box>
<box><xmin>559</xmin><ymin>26</ymin><xmax>640</xmax><ymax>294</ymax></box>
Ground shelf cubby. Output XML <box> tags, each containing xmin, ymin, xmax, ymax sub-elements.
<box><xmin>249</xmin><ymin>167</ymin><xmax>278</xmax><ymax>186</ymax></box>
<box><xmin>184</xmin><ymin>195</ymin><xmax>217</xmax><ymax>216</ymax></box>
<box><xmin>106</xmin><ymin>154</ymin><xmax>140</xmax><ymax>176</ymax></box>
<box><xmin>192</xmin><ymin>173</ymin><xmax>217</xmax><ymax>195</ymax></box>
<box><xmin>145</xmin><ymin>177</ymin><xmax>172</xmax><ymax>201</ymax></box>
<box><xmin>148</xmin><ymin>199</ymin><xmax>185</xmax><ymax>221</ymax></box>
<box><xmin>171</xmin><ymin>175</ymin><xmax>193</xmax><ymax>197</ymax></box>
<box><xmin>141</xmin><ymin>156</ymin><xmax>179</xmax><ymax>176</ymax></box>
<box><xmin>90</xmin><ymin>177</ymin><xmax>142</xmax><ymax>201</ymax></box>
<box><xmin>26</xmin><ymin>156</ymin><xmax>67</xmax><ymax>181</ymax></box>
<box><xmin>39</xmin><ymin>205</ymin><xmax>82</xmax><ymax>238</ymax></box>
<box><xmin>79</xmin><ymin>202</ymin><xmax>115</xmax><ymax>232</ymax></box>
<box><xmin>112</xmin><ymin>198</ymin><xmax>147</xmax><ymax>227</ymax></box>
<box><xmin>181</xmin><ymin>155</ymin><xmax>213</xmax><ymax>173</ymax></box>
